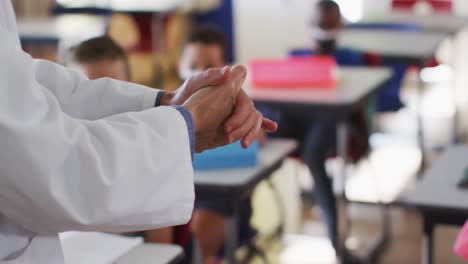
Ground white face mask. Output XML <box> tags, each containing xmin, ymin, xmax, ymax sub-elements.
<box><xmin>312</xmin><ymin>27</ymin><xmax>340</xmax><ymax>42</ymax></box>
<box><xmin>179</xmin><ymin>67</ymin><xmax>204</xmax><ymax>81</ymax></box>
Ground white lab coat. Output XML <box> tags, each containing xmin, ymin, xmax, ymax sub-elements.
<box><xmin>0</xmin><ymin>1</ymin><xmax>195</xmax><ymax>263</ymax></box>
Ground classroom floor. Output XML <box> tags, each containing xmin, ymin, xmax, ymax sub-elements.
<box><xmin>247</xmin><ymin>67</ymin><xmax>467</xmax><ymax>264</ymax></box>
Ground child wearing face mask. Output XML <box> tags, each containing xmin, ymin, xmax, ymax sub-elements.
<box><xmin>267</xmin><ymin>2</ymin><xmax>405</xmax><ymax>263</ymax></box>
<box><xmin>308</xmin><ymin>0</ymin><xmax>406</xmax><ymax>111</ymax></box>
<box><xmin>259</xmin><ymin>2</ymin><xmax>373</xmax><ymax>263</ymax></box>
<box><xmin>312</xmin><ymin>0</ymin><xmax>344</xmax><ymax>56</ymax></box>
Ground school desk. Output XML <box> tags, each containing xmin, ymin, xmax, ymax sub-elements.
<box><xmin>17</xmin><ymin>15</ymin><xmax>107</xmax><ymax>60</ymax></box>
<box><xmin>350</xmin><ymin>13</ymin><xmax>468</xmax><ymax>147</ymax></box>
<box><xmin>194</xmin><ymin>139</ymin><xmax>298</xmax><ymax>264</ymax></box>
<box><xmin>60</xmin><ymin>231</ymin><xmax>184</xmax><ymax>264</ymax></box>
<box><xmin>354</xmin><ymin>12</ymin><xmax>468</xmax><ymax>35</ymax></box>
<box><xmin>116</xmin><ymin>244</ymin><xmax>184</xmax><ymax>264</ymax></box>
<box><xmin>339</xmin><ymin>29</ymin><xmax>447</xmax><ymax>170</ymax></box>
<box><xmin>249</xmin><ymin>66</ymin><xmax>392</xmax><ymax>263</ymax></box>
<box><xmin>403</xmin><ymin>146</ymin><xmax>468</xmax><ymax>264</ymax></box>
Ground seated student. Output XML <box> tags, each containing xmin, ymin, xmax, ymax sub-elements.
<box><xmin>147</xmin><ymin>26</ymin><xmax>256</xmax><ymax>264</ymax></box>
<box><xmin>304</xmin><ymin>0</ymin><xmax>407</xmax><ymax>112</ymax></box>
<box><xmin>69</xmin><ymin>36</ymin><xmax>192</xmax><ymax>250</ymax></box>
<box><xmin>259</xmin><ymin>2</ymin><xmax>376</xmax><ymax>263</ymax></box>
<box><xmin>70</xmin><ymin>36</ymin><xmax>130</xmax><ymax>82</ymax></box>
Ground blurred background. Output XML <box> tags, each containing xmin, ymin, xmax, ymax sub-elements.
<box><xmin>13</xmin><ymin>1</ymin><xmax>468</xmax><ymax>263</ymax></box>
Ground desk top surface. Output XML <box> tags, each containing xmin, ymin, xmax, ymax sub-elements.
<box><xmin>249</xmin><ymin>67</ymin><xmax>391</xmax><ymax>106</ymax></box>
<box><xmin>339</xmin><ymin>29</ymin><xmax>447</xmax><ymax>59</ymax></box>
<box><xmin>55</xmin><ymin>0</ymin><xmax>181</xmax><ymax>13</ymax></box>
<box><xmin>358</xmin><ymin>12</ymin><xmax>468</xmax><ymax>34</ymax></box>
<box><xmin>116</xmin><ymin>244</ymin><xmax>183</xmax><ymax>264</ymax></box>
<box><xmin>194</xmin><ymin>139</ymin><xmax>297</xmax><ymax>188</ymax></box>
<box><xmin>18</xmin><ymin>15</ymin><xmax>107</xmax><ymax>41</ymax></box>
<box><xmin>404</xmin><ymin>146</ymin><xmax>468</xmax><ymax>211</ymax></box>
<box><xmin>60</xmin><ymin>232</ymin><xmax>183</xmax><ymax>264</ymax></box>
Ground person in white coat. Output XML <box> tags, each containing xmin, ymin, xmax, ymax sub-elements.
<box><xmin>0</xmin><ymin>1</ymin><xmax>277</xmax><ymax>263</ymax></box>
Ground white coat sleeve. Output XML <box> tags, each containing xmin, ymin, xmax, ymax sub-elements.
<box><xmin>33</xmin><ymin>59</ymin><xmax>164</xmax><ymax>120</ymax></box>
<box><xmin>2</xmin><ymin>0</ymin><xmax>160</xmax><ymax>120</ymax></box>
<box><xmin>0</xmin><ymin>24</ymin><xmax>195</xmax><ymax>234</ymax></box>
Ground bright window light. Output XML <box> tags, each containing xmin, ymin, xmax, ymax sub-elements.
<box><xmin>334</xmin><ymin>0</ymin><xmax>364</xmax><ymax>23</ymax></box>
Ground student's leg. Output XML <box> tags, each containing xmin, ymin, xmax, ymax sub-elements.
<box><xmin>191</xmin><ymin>209</ymin><xmax>225</xmax><ymax>263</ymax></box>
<box><xmin>192</xmin><ymin>197</ymin><xmax>255</xmax><ymax>263</ymax></box>
<box><xmin>302</xmin><ymin>122</ymin><xmax>338</xmax><ymax>249</ymax></box>
<box><xmin>144</xmin><ymin>227</ymin><xmax>174</xmax><ymax>244</ymax></box>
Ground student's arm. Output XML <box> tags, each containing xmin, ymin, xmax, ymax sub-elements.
<box><xmin>0</xmin><ymin>26</ymin><xmax>194</xmax><ymax>234</ymax></box>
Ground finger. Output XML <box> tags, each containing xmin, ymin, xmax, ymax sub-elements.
<box><xmin>241</xmin><ymin>111</ymin><xmax>263</xmax><ymax>149</ymax></box>
<box><xmin>224</xmin><ymin>90</ymin><xmax>251</xmax><ymax>133</ymax></box>
<box><xmin>225</xmin><ymin>109</ymin><xmax>257</xmax><ymax>145</ymax></box>
<box><xmin>226</xmin><ymin>65</ymin><xmax>247</xmax><ymax>97</ymax></box>
<box><xmin>261</xmin><ymin>118</ymin><xmax>278</xmax><ymax>133</ymax></box>
<box><xmin>192</xmin><ymin>66</ymin><xmax>230</xmax><ymax>89</ymax></box>
<box><xmin>174</xmin><ymin>66</ymin><xmax>231</xmax><ymax>105</ymax></box>
<box><xmin>194</xmin><ymin>66</ymin><xmax>231</xmax><ymax>88</ymax></box>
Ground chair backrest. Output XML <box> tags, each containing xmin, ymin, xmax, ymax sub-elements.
<box><xmin>392</xmin><ymin>0</ymin><xmax>452</xmax><ymax>13</ymax></box>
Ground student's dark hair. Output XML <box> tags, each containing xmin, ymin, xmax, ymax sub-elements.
<box><xmin>72</xmin><ymin>36</ymin><xmax>130</xmax><ymax>79</ymax></box>
<box><xmin>186</xmin><ymin>26</ymin><xmax>226</xmax><ymax>58</ymax></box>
<box><xmin>317</xmin><ymin>0</ymin><xmax>341</xmax><ymax>15</ymax></box>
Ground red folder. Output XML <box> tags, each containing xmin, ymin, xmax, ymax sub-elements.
<box><xmin>250</xmin><ymin>56</ymin><xmax>337</xmax><ymax>89</ymax></box>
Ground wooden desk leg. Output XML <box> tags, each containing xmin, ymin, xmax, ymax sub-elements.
<box><xmin>225</xmin><ymin>203</ymin><xmax>239</xmax><ymax>264</ymax></box>
<box><xmin>337</xmin><ymin>122</ymin><xmax>349</xmax><ymax>259</ymax></box>
<box><xmin>422</xmin><ymin>214</ymin><xmax>434</xmax><ymax>264</ymax></box>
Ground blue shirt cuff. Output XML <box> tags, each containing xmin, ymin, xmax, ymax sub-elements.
<box><xmin>154</xmin><ymin>92</ymin><xmax>165</xmax><ymax>107</ymax></box>
<box><xmin>173</xmin><ymin>106</ymin><xmax>195</xmax><ymax>159</ymax></box>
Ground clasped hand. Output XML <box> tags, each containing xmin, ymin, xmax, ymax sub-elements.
<box><xmin>161</xmin><ymin>65</ymin><xmax>278</xmax><ymax>153</ymax></box>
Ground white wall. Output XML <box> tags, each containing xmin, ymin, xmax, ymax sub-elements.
<box><xmin>234</xmin><ymin>0</ymin><xmax>468</xmax><ymax>63</ymax></box>
<box><xmin>454</xmin><ymin>0</ymin><xmax>468</xmax><ymax>15</ymax></box>
<box><xmin>233</xmin><ymin>0</ymin><xmax>373</xmax><ymax>63</ymax></box>
<box><xmin>362</xmin><ymin>0</ymin><xmax>391</xmax><ymax>14</ymax></box>
<box><xmin>233</xmin><ymin>0</ymin><xmax>468</xmax><ymax>132</ymax></box>
<box><xmin>233</xmin><ymin>0</ymin><xmax>317</xmax><ymax>64</ymax></box>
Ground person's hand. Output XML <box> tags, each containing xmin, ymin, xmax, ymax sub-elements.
<box><xmin>183</xmin><ymin>65</ymin><xmax>246</xmax><ymax>152</ymax></box>
<box><xmin>224</xmin><ymin>90</ymin><xmax>278</xmax><ymax>148</ymax></box>
<box><xmin>161</xmin><ymin>67</ymin><xmax>230</xmax><ymax>106</ymax></box>
<box><xmin>162</xmin><ymin>66</ymin><xmax>278</xmax><ymax>150</ymax></box>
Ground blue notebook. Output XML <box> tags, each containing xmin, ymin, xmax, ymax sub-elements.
<box><xmin>193</xmin><ymin>141</ymin><xmax>258</xmax><ymax>171</ymax></box>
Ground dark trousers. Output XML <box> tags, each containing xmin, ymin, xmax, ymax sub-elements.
<box><xmin>268</xmin><ymin>110</ymin><xmax>338</xmax><ymax>248</ymax></box>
